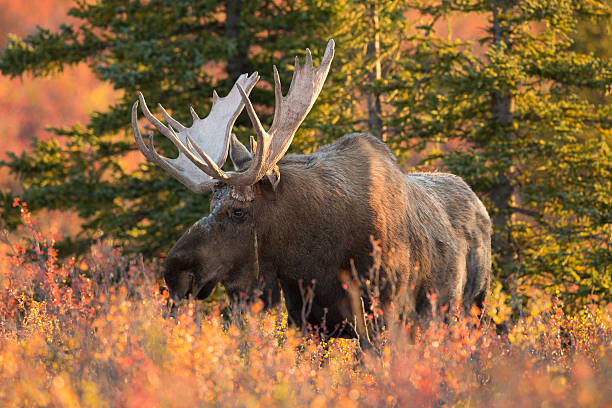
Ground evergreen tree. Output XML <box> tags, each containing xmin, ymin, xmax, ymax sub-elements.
<box><xmin>389</xmin><ymin>0</ymin><xmax>612</xmax><ymax>304</ymax></box>
<box><xmin>279</xmin><ymin>0</ymin><xmax>418</xmax><ymax>152</ymax></box>
<box><xmin>1</xmin><ymin>0</ymin><xmax>610</xmax><ymax>305</ymax></box>
<box><xmin>0</xmin><ymin>0</ymin><xmax>333</xmax><ymax>256</ymax></box>
<box><xmin>572</xmin><ymin>0</ymin><xmax>612</xmax><ymax>136</ymax></box>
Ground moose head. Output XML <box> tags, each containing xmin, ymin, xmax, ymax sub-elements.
<box><xmin>132</xmin><ymin>40</ymin><xmax>335</xmax><ymax>304</ymax></box>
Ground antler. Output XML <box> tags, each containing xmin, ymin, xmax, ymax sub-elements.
<box><xmin>187</xmin><ymin>39</ymin><xmax>335</xmax><ymax>187</ymax></box>
<box><xmin>132</xmin><ymin>40</ymin><xmax>334</xmax><ymax>193</ymax></box>
<box><xmin>131</xmin><ymin>73</ymin><xmax>260</xmax><ymax>193</ymax></box>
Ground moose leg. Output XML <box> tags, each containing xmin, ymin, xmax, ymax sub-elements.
<box><xmin>279</xmin><ymin>280</ymin><xmax>303</xmax><ymax>328</ymax></box>
<box><xmin>463</xmin><ymin>236</ymin><xmax>491</xmax><ymax>316</ymax></box>
<box><xmin>262</xmin><ymin>278</ymin><xmax>281</xmax><ymax>309</ymax></box>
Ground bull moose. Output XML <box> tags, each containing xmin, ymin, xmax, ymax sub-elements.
<box><xmin>131</xmin><ymin>39</ymin><xmax>491</xmax><ymax>344</ymax></box>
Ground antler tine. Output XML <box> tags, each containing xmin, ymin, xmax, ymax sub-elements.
<box><xmin>225</xmin><ymin>39</ymin><xmax>335</xmax><ymax>187</ymax></box>
<box><xmin>237</xmin><ymin>83</ymin><xmax>268</xmax><ymax>143</ymax></box>
<box><xmin>137</xmin><ymin>92</ymin><xmax>175</xmax><ymax>140</ymax></box>
<box><xmin>158</xmin><ymin>103</ymin><xmax>186</xmax><ymax>132</ymax></box>
<box><xmin>190</xmin><ymin>106</ymin><xmax>200</xmax><ymax>121</ymax></box>
<box><xmin>273</xmin><ymin>65</ymin><xmax>282</xmax><ymax>118</ymax></box>
<box><xmin>133</xmin><ymin>101</ymin><xmax>160</xmax><ymax>165</ymax></box>
<box><xmin>185</xmin><ymin>135</ymin><xmax>228</xmax><ymax>180</ymax></box>
<box><xmin>304</xmin><ymin>48</ymin><xmax>314</xmax><ymax>74</ymax></box>
<box><xmin>320</xmin><ymin>38</ymin><xmax>335</xmax><ymax>69</ymax></box>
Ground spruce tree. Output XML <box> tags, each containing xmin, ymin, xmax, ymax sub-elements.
<box><xmin>390</xmin><ymin>0</ymin><xmax>612</xmax><ymax>304</ymax></box>
<box><xmin>0</xmin><ymin>0</ymin><xmax>333</xmax><ymax>256</ymax></box>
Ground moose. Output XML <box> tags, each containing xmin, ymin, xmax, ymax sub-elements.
<box><xmin>131</xmin><ymin>39</ymin><xmax>492</xmax><ymax>345</ymax></box>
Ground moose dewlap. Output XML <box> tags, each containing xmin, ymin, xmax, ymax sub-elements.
<box><xmin>131</xmin><ymin>39</ymin><xmax>491</xmax><ymax>346</ymax></box>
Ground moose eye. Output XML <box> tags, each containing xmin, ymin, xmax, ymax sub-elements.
<box><xmin>230</xmin><ymin>208</ymin><xmax>245</xmax><ymax>220</ymax></box>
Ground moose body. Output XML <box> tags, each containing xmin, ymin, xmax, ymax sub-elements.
<box><xmin>253</xmin><ymin>133</ymin><xmax>490</xmax><ymax>336</ymax></box>
<box><xmin>132</xmin><ymin>40</ymin><xmax>491</xmax><ymax>343</ymax></box>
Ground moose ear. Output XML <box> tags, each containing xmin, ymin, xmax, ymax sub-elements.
<box><xmin>230</xmin><ymin>134</ymin><xmax>253</xmax><ymax>171</ymax></box>
<box><xmin>266</xmin><ymin>166</ymin><xmax>281</xmax><ymax>192</ymax></box>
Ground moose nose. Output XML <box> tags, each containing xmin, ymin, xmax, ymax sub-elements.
<box><xmin>163</xmin><ymin>269</ymin><xmax>194</xmax><ymax>301</ymax></box>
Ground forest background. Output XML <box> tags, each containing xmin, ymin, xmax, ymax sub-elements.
<box><xmin>0</xmin><ymin>0</ymin><xmax>610</xmax><ymax>308</ymax></box>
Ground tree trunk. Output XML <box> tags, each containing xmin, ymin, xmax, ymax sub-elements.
<box><xmin>225</xmin><ymin>0</ymin><xmax>250</xmax><ymax>80</ymax></box>
<box><xmin>490</xmin><ymin>0</ymin><xmax>517</xmax><ymax>278</ymax></box>
<box><xmin>365</xmin><ymin>2</ymin><xmax>384</xmax><ymax>140</ymax></box>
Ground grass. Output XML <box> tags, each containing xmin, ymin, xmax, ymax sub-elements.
<box><xmin>1</xmin><ymin>200</ymin><xmax>610</xmax><ymax>407</ymax></box>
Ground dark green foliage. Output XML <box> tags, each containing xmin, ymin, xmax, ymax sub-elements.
<box><xmin>1</xmin><ymin>0</ymin><xmax>610</xmax><ymax>306</ymax></box>
<box><xmin>389</xmin><ymin>0</ymin><xmax>612</xmax><ymax>304</ymax></box>
<box><xmin>0</xmin><ymin>0</ymin><xmax>335</xmax><ymax>257</ymax></box>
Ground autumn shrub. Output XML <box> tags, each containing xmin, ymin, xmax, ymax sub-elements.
<box><xmin>0</xmin><ymin>202</ymin><xmax>610</xmax><ymax>407</ymax></box>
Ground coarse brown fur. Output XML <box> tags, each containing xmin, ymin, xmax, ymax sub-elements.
<box><xmin>164</xmin><ymin>133</ymin><xmax>491</xmax><ymax>340</ymax></box>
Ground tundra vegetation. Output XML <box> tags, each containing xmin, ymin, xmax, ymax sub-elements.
<box><xmin>0</xmin><ymin>0</ymin><xmax>611</xmax><ymax>405</ymax></box>
<box><xmin>0</xmin><ymin>203</ymin><xmax>611</xmax><ymax>406</ymax></box>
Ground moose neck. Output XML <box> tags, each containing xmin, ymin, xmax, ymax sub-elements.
<box><xmin>251</xmin><ymin>139</ymin><xmax>382</xmax><ymax>281</ymax></box>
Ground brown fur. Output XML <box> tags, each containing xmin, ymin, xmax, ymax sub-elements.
<box><xmin>164</xmin><ymin>133</ymin><xmax>491</xmax><ymax>339</ymax></box>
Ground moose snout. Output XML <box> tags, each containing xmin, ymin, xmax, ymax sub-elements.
<box><xmin>164</xmin><ymin>265</ymin><xmax>217</xmax><ymax>302</ymax></box>
<box><xmin>163</xmin><ymin>270</ymin><xmax>193</xmax><ymax>303</ymax></box>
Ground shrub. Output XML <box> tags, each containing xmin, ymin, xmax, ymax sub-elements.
<box><xmin>1</xmin><ymin>202</ymin><xmax>610</xmax><ymax>407</ymax></box>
